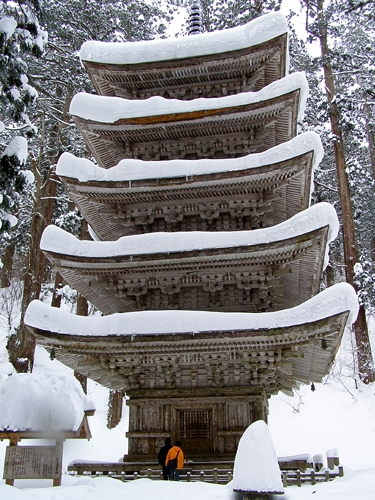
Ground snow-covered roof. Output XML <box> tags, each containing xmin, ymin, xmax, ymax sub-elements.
<box><xmin>69</xmin><ymin>72</ymin><xmax>308</xmax><ymax>123</ymax></box>
<box><xmin>0</xmin><ymin>373</ymin><xmax>95</xmax><ymax>433</ymax></box>
<box><xmin>57</xmin><ymin>131</ymin><xmax>322</xmax><ymax>183</ymax></box>
<box><xmin>80</xmin><ymin>12</ymin><xmax>288</xmax><ymax>66</ymax></box>
<box><xmin>40</xmin><ymin>203</ymin><xmax>338</xmax><ymax>269</ymax></box>
<box><xmin>24</xmin><ymin>283</ymin><xmax>358</xmax><ymax>338</ymax></box>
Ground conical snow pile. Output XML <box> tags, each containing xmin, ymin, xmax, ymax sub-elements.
<box><xmin>232</xmin><ymin>420</ymin><xmax>284</xmax><ymax>495</ymax></box>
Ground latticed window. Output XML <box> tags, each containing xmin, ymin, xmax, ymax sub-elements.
<box><xmin>179</xmin><ymin>409</ymin><xmax>211</xmax><ymax>440</ymax></box>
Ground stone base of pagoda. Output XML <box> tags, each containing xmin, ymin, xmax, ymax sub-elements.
<box><xmin>125</xmin><ymin>388</ymin><xmax>268</xmax><ymax>462</ymax></box>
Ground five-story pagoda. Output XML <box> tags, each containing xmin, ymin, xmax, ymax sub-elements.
<box><xmin>25</xmin><ymin>12</ymin><xmax>358</xmax><ymax>462</ymax></box>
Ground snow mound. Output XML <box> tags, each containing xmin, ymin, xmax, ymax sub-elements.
<box><xmin>232</xmin><ymin>420</ymin><xmax>284</xmax><ymax>494</ymax></box>
<box><xmin>0</xmin><ymin>373</ymin><xmax>95</xmax><ymax>432</ymax></box>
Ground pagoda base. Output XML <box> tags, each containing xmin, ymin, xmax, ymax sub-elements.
<box><xmin>125</xmin><ymin>389</ymin><xmax>268</xmax><ymax>462</ymax></box>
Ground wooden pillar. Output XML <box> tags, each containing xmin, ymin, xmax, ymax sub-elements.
<box><xmin>4</xmin><ymin>437</ymin><xmax>19</xmax><ymax>486</ymax></box>
<box><xmin>53</xmin><ymin>439</ymin><xmax>64</xmax><ymax>487</ymax></box>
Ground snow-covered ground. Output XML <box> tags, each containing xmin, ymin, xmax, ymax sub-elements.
<box><xmin>1</xmin><ymin>314</ymin><xmax>375</xmax><ymax>499</ymax></box>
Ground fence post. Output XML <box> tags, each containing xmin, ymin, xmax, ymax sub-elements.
<box><xmin>213</xmin><ymin>468</ymin><xmax>218</xmax><ymax>484</ymax></box>
<box><xmin>338</xmin><ymin>466</ymin><xmax>344</xmax><ymax>477</ymax></box>
<box><xmin>187</xmin><ymin>471</ymin><xmax>191</xmax><ymax>482</ymax></box>
<box><xmin>310</xmin><ymin>469</ymin><xmax>315</xmax><ymax>485</ymax></box>
<box><xmin>121</xmin><ymin>471</ymin><xmax>125</xmax><ymax>482</ymax></box>
<box><xmin>325</xmin><ymin>470</ymin><xmax>330</xmax><ymax>482</ymax></box>
<box><xmin>147</xmin><ymin>469</ymin><xmax>152</xmax><ymax>479</ymax></box>
<box><xmin>227</xmin><ymin>471</ymin><xmax>232</xmax><ymax>483</ymax></box>
<box><xmin>134</xmin><ymin>472</ymin><xmax>138</xmax><ymax>480</ymax></box>
<box><xmin>200</xmin><ymin>471</ymin><xmax>205</xmax><ymax>482</ymax></box>
<box><xmin>282</xmin><ymin>471</ymin><xmax>287</xmax><ymax>488</ymax></box>
<box><xmin>296</xmin><ymin>470</ymin><xmax>301</xmax><ymax>487</ymax></box>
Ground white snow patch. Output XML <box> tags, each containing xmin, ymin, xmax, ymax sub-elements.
<box><xmin>0</xmin><ymin>373</ymin><xmax>95</xmax><ymax>432</ymax></box>
<box><xmin>2</xmin><ymin>213</ymin><xmax>17</xmax><ymax>228</ymax></box>
<box><xmin>21</xmin><ymin>170</ymin><xmax>35</xmax><ymax>184</ymax></box>
<box><xmin>2</xmin><ymin>136</ymin><xmax>28</xmax><ymax>164</ymax></box>
<box><xmin>0</xmin><ymin>17</ymin><xmax>17</xmax><ymax>40</ymax></box>
<box><xmin>10</xmin><ymin>88</ymin><xmax>20</xmax><ymax>100</ymax></box>
<box><xmin>232</xmin><ymin>420</ymin><xmax>284</xmax><ymax>493</ymax></box>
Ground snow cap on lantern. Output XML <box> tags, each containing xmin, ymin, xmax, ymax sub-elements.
<box><xmin>232</xmin><ymin>420</ymin><xmax>284</xmax><ymax>494</ymax></box>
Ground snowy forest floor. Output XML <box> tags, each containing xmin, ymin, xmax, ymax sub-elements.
<box><xmin>0</xmin><ymin>313</ymin><xmax>375</xmax><ymax>499</ymax></box>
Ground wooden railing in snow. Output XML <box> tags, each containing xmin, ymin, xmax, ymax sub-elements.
<box><xmin>68</xmin><ymin>462</ymin><xmax>344</xmax><ymax>487</ymax></box>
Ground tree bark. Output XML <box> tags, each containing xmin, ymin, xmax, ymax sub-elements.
<box><xmin>1</xmin><ymin>242</ymin><xmax>15</xmax><ymax>288</ymax></box>
<box><xmin>7</xmin><ymin>167</ymin><xmax>58</xmax><ymax>372</ymax></box>
<box><xmin>51</xmin><ymin>272</ymin><xmax>64</xmax><ymax>308</ymax></box>
<box><xmin>315</xmin><ymin>0</ymin><xmax>374</xmax><ymax>382</ymax></box>
<box><xmin>7</xmin><ymin>83</ymin><xmax>75</xmax><ymax>373</ymax></box>
<box><xmin>363</xmin><ymin>92</ymin><xmax>375</xmax><ymax>180</ymax></box>
<box><xmin>74</xmin><ymin>218</ymin><xmax>90</xmax><ymax>391</ymax></box>
<box><xmin>107</xmin><ymin>389</ymin><xmax>124</xmax><ymax>429</ymax></box>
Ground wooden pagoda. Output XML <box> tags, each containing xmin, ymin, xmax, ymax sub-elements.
<box><xmin>25</xmin><ymin>13</ymin><xmax>358</xmax><ymax>463</ymax></box>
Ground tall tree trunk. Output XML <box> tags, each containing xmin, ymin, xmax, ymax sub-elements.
<box><xmin>315</xmin><ymin>0</ymin><xmax>374</xmax><ymax>382</ymax></box>
<box><xmin>7</xmin><ymin>84</ymin><xmax>75</xmax><ymax>373</ymax></box>
<box><xmin>362</xmin><ymin>91</ymin><xmax>375</xmax><ymax>180</ymax></box>
<box><xmin>51</xmin><ymin>272</ymin><xmax>64</xmax><ymax>308</ymax></box>
<box><xmin>7</xmin><ymin>167</ymin><xmax>58</xmax><ymax>372</ymax></box>
<box><xmin>1</xmin><ymin>242</ymin><xmax>15</xmax><ymax>288</ymax></box>
<box><xmin>74</xmin><ymin>218</ymin><xmax>90</xmax><ymax>393</ymax></box>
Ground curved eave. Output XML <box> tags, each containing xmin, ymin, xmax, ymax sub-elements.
<box><xmin>40</xmin><ymin>226</ymin><xmax>329</xmax><ymax>315</ymax></box>
<box><xmin>26</xmin><ymin>309</ymin><xmax>350</xmax><ymax>393</ymax></box>
<box><xmin>82</xmin><ymin>33</ymin><xmax>288</xmax><ymax>99</ymax></box>
<box><xmin>27</xmin><ymin>310</ymin><xmax>348</xmax><ymax>347</ymax></box>
<box><xmin>59</xmin><ymin>150</ymin><xmax>314</xmax><ymax>240</ymax></box>
<box><xmin>39</xmin><ymin>203</ymin><xmax>337</xmax><ymax>315</ymax></box>
<box><xmin>74</xmin><ymin>90</ymin><xmax>300</xmax><ymax>168</ymax></box>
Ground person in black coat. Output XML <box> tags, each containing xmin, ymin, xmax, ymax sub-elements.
<box><xmin>158</xmin><ymin>437</ymin><xmax>172</xmax><ymax>480</ymax></box>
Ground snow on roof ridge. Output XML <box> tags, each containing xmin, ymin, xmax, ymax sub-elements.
<box><xmin>80</xmin><ymin>12</ymin><xmax>288</xmax><ymax>66</ymax></box>
<box><xmin>57</xmin><ymin>131</ymin><xmax>323</xmax><ymax>183</ymax></box>
<box><xmin>69</xmin><ymin>72</ymin><xmax>308</xmax><ymax>123</ymax></box>
<box><xmin>24</xmin><ymin>282</ymin><xmax>358</xmax><ymax>337</ymax></box>
<box><xmin>40</xmin><ymin>202</ymin><xmax>338</xmax><ymax>268</ymax></box>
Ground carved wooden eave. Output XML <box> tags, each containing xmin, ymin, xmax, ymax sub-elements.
<box><xmin>59</xmin><ymin>150</ymin><xmax>314</xmax><ymax>241</ymax></box>
<box><xmin>25</xmin><ymin>307</ymin><xmax>349</xmax><ymax>397</ymax></box>
<box><xmin>41</xmin><ymin>224</ymin><xmax>330</xmax><ymax>316</ymax></box>
<box><xmin>82</xmin><ymin>34</ymin><xmax>288</xmax><ymax>100</ymax></box>
<box><xmin>70</xmin><ymin>84</ymin><xmax>304</xmax><ymax>168</ymax></box>
<box><xmin>80</xmin><ymin>13</ymin><xmax>288</xmax><ymax>100</ymax></box>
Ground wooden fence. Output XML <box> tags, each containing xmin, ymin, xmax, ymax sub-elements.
<box><xmin>68</xmin><ymin>465</ymin><xmax>344</xmax><ymax>487</ymax></box>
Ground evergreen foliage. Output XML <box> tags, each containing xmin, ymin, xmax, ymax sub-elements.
<box><xmin>0</xmin><ymin>0</ymin><xmax>46</xmax><ymax>239</ymax></box>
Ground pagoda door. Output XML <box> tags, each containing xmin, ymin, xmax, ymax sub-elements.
<box><xmin>178</xmin><ymin>409</ymin><xmax>213</xmax><ymax>454</ymax></box>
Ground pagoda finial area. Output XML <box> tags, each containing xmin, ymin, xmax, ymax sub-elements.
<box><xmin>188</xmin><ymin>1</ymin><xmax>204</xmax><ymax>36</ymax></box>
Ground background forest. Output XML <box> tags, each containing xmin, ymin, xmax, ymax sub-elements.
<box><xmin>1</xmin><ymin>0</ymin><xmax>375</xmax><ymax>389</ymax></box>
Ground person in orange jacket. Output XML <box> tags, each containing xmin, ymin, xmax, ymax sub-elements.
<box><xmin>165</xmin><ymin>440</ymin><xmax>184</xmax><ymax>481</ymax></box>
